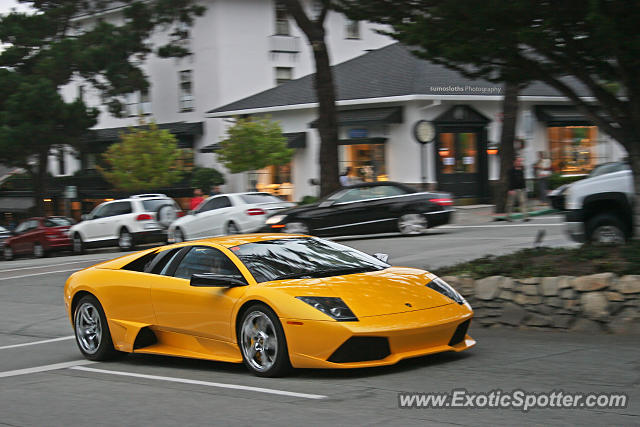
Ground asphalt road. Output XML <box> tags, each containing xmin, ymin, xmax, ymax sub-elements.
<box><xmin>1</xmin><ymin>216</ymin><xmax>637</xmax><ymax>426</ymax></box>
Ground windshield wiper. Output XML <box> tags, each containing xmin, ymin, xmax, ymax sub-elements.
<box><xmin>274</xmin><ymin>266</ymin><xmax>384</xmax><ymax>281</ymax></box>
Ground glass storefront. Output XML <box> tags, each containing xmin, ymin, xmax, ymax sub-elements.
<box><xmin>255</xmin><ymin>163</ymin><xmax>294</xmax><ymax>201</ymax></box>
<box><xmin>548</xmin><ymin>126</ymin><xmax>598</xmax><ymax>174</ymax></box>
<box><xmin>339</xmin><ymin>144</ymin><xmax>388</xmax><ymax>182</ymax></box>
<box><xmin>438</xmin><ymin>132</ymin><xmax>478</xmax><ymax>174</ymax></box>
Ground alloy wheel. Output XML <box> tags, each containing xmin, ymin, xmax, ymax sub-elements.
<box><xmin>119</xmin><ymin>230</ymin><xmax>132</xmax><ymax>250</ymax></box>
<box><xmin>240</xmin><ymin>311</ymin><xmax>278</xmax><ymax>373</ymax></box>
<box><xmin>3</xmin><ymin>245</ymin><xmax>13</xmax><ymax>260</ymax></box>
<box><xmin>283</xmin><ymin>222</ymin><xmax>309</xmax><ymax>234</ymax></box>
<box><xmin>398</xmin><ymin>214</ymin><xmax>428</xmax><ymax>235</ymax></box>
<box><xmin>592</xmin><ymin>225</ymin><xmax>625</xmax><ymax>245</ymax></box>
<box><xmin>75</xmin><ymin>302</ymin><xmax>102</xmax><ymax>355</ymax></box>
<box><xmin>33</xmin><ymin>243</ymin><xmax>44</xmax><ymax>258</ymax></box>
<box><xmin>227</xmin><ymin>222</ymin><xmax>239</xmax><ymax>235</ymax></box>
<box><xmin>73</xmin><ymin>235</ymin><xmax>83</xmax><ymax>253</ymax></box>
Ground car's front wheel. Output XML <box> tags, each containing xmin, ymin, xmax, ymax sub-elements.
<box><xmin>586</xmin><ymin>214</ymin><xmax>627</xmax><ymax>245</ymax></box>
<box><xmin>3</xmin><ymin>245</ymin><xmax>13</xmax><ymax>261</ymax></box>
<box><xmin>73</xmin><ymin>295</ymin><xmax>120</xmax><ymax>361</ymax></box>
<box><xmin>283</xmin><ymin>221</ymin><xmax>309</xmax><ymax>234</ymax></box>
<box><xmin>72</xmin><ymin>233</ymin><xmax>84</xmax><ymax>254</ymax></box>
<box><xmin>397</xmin><ymin>213</ymin><xmax>428</xmax><ymax>235</ymax></box>
<box><xmin>33</xmin><ymin>242</ymin><xmax>45</xmax><ymax>258</ymax></box>
<box><xmin>238</xmin><ymin>304</ymin><xmax>290</xmax><ymax>377</ymax></box>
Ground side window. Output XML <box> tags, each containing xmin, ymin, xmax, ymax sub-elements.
<box><xmin>146</xmin><ymin>248</ymin><xmax>183</xmax><ymax>275</ymax></box>
<box><xmin>92</xmin><ymin>204</ymin><xmax>112</xmax><ymax>219</ymax></box>
<box><xmin>335</xmin><ymin>188</ymin><xmax>366</xmax><ymax>203</ymax></box>
<box><xmin>111</xmin><ymin>201</ymin><xmax>133</xmax><ymax>216</ymax></box>
<box><xmin>198</xmin><ymin>196</ymin><xmax>231</xmax><ymax>212</ymax></box>
<box><xmin>14</xmin><ymin>222</ymin><xmax>28</xmax><ymax>234</ymax></box>
<box><xmin>197</xmin><ymin>198</ymin><xmax>217</xmax><ymax>213</ymax></box>
<box><xmin>28</xmin><ymin>220</ymin><xmax>40</xmax><ymax>230</ymax></box>
<box><xmin>173</xmin><ymin>246</ymin><xmax>242</xmax><ymax>280</ymax></box>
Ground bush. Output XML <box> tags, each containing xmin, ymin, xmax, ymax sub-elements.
<box><xmin>190</xmin><ymin>167</ymin><xmax>225</xmax><ymax>191</ymax></box>
<box><xmin>298</xmin><ymin>195</ymin><xmax>318</xmax><ymax>205</ymax></box>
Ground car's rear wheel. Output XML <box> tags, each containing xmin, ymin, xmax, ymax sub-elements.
<box><xmin>33</xmin><ymin>242</ymin><xmax>44</xmax><ymax>258</ymax></box>
<box><xmin>587</xmin><ymin>214</ymin><xmax>627</xmax><ymax>245</ymax></box>
<box><xmin>226</xmin><ymin>221</ymin><xmax>239</xmax><ymax>235</ymax></box>
<box><xmin>398</xmin><ymin>213</ymin><xmax>428</xmax><ymax>235</ymax></box>
<box><xmin>283</xmin><ymin>221</ymin><xmax>309</xmax><ymax>234</ymax></box>
<box><xmin>238</xmin><ymin>304</ymin><xmax>290</xmax><ymax>377</ymax></box>
<box><xmin>3</xmin><ymin>245</ymin><xmax>13</xmax><ymax>261</ymax></box>
<box><xmin>118</xmin><ymin>229</ymin><xmax>134</xmax><ymax>251</ymax></box>
<box><xmin>73</xmin><ymin>233</ymin><xmax>85</xmax><ymax>254</ymax></box>
<box><xmin>74</xmin><ymin>295</ymin><xmax>120</xmax><ymax>361</ymax></box>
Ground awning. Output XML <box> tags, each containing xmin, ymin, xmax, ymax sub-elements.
<box><xmin>535</xmin><ymin>106</ymin><xmax>593</xmax><ymax>126</ymax></box>
<box><xmin>0</xmin><ymin>197</ymin><xmax>35</xmax><ymax>213</ymax></box>
<box><xmin>338</xmin><ymin>137</ymin><xmax>387</xmax><ymax>146</ymax></box>
<box><xmin>200</xmin><ymin>132</ymin><xmax>307</xmax><ymax>153</ymax></box>
<box><xmin>309</xmin><ymin>107</ymin><xmax>403</xmax><ymax>128</ymax></box>
<box><xmin>83</xmin><ymin>121</ymin><xmax>204</xmax><ymax>144</ymax></box>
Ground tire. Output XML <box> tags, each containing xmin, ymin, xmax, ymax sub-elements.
<box><xmin>118</xmin><ymin>228</ymin><xmax>135</xmax><ymax>251</ymax></box>
<box><xmin>586</xmin><ymin>214</ymin><xmax>627</xmax><ymax>245</ymax></box>
<box><xmin>33</xmin><ymin>242</ymin><xmax>45</xmax><ymax>258</ymax></box>
<box><xmin>174</xmin><ymin>228</ymin><xmax>185</xmax><ymax>243</ymax></box>
<box><xmin>397</xmin><ymin>213</ymin><xmax>428</xmax><ymax>235</ymax></box>
<box><xmin>73</xmin><ymin>233</ymin><xmax>85</xmax><ymax>254</ymax></box>
<box><xmin>226</xmin><ymin>221</ymin><xmax>239</xmax><ymax>235</ymax></box>
<box><xmin>73</xmin><ymin>295</ymin><xmax>120</xmax><ymax>361</ymax></box>
<box><xmin>238</xmin><ymin>303</ymin><xmax>291</xmax><ymax>377</ymax></box>
<box><xmin>3</xmin><ymin>245</ymin><xmax>13</xmax><ymax>261</ymax></box>
<box><xmin>283</xmin><ymin>221</ymin><xmax>310</xmax><ymax>234</ymax></box>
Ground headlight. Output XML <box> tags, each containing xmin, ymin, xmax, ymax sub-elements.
<box><xmin>296</xmin><ymin>296</ymin><xmax>358</xmax><ymax>321</ymax></box>
<box><xmin>266</xmin><ymin>215</ymin><xmax>286</xmax><ymax>225</ymax></box>
<box><xmin>427</xmin><ymin>277</ymin><xmax>466</xmax><ymax>305</ymax></box>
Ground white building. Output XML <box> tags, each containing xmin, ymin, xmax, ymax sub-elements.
<box><xmin>53</xmin><ymin>0</ymin><xmax>393</xmax><ymax>197</ymax></box>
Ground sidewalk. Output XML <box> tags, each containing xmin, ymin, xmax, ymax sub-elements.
<box><xmin>453</xmin><ymin>203</ymin><xmax>559</xmax><ymax>225</ymax></box>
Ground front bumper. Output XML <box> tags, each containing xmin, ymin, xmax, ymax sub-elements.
<box><xmin>282</xmin><ymin>303</ymin><xmax>474</xmax><ymax>369</ymax></box>
<box><xmin>565</xmin><ymin>209</ymin><xmax>585</xmax><ymax>242</ymax></box>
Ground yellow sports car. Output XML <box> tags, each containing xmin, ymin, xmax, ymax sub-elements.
<box><xmin>64</xmin><ymin>234</ymin><xmax>475</xmax><ymax>376</ymax></box>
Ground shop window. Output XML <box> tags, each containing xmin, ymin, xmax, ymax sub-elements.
<box><xmin>255</xmin><ymin>162</ymin><xmax>293</xmax><ymax>201</ymax></box>
<box><xmin>438</xmin><ymin>132</ymin><xmax>477</xmax><ymax>174</ymax></box>
<box><xmin>548</xmin><ymin>126</ymin><xmax>597</xmax><ymax>174</ymax></box>
<box><xmin>339</xmin><ymin>144</ymin><xmax>387</xmax><ymax>183</ymax></box>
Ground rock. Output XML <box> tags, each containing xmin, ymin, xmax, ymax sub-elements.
<box><xmin>559</xmin><ymin>288</ymin><xmax>575</xmax><ymax>300</ymax></box>
<box><xmin>477</xmin><ymin>317</ymin><xmax>496</xmax><ymax>327</ymax></box>
<box><xmin>526</xmin><ymin>314</ymin><xmax>552</xmax><ymax>327</ymax></box>
<box><xmin>533</xmin><ymin>305</ymin><xmax>553</xmax><ymax>315</ymax></box>
<box><xmin>552</xmin><ymin>314</ymin><xmax>574</xmax><ymax>329</ymax></box>
<box><xmin>615</xmin><ymin>275</ymin><xmax>640</xmax><ymax>294</ymax></box>
<box><xmin>580</xmin><ymin>292</ymin><xmax>609</xmax><ymax>319</ymax></box>
<box><xmin>475</xmin><ymin>276</ymin><xmax>503</xmax><ymax>300</ymax></box>
<box><xmin>499</xmin><ymin>303</ymin><xmax>529</xmax><ymax>326</ymax></box>
<box><xmin>546</xmin><ymin>297</ymin><xmax>563</xmax><ymax>308</ymax></box>
<box><xmin>608</xmin><ymin>308</ymin><xmax>640</xmax><ymax>334</ymax></box>
<box><xmin>572</xmin><ymin>273</ymin><xmax>615</xmax><ymax>292</ymax></box>
<box><xmin>515</xmin><ymin>294</ymin><xmax>542</xmax><ymax>305</ymax></box>
<box><xmin>557</xmin><ymin>276</ymin><xmax>574</xmax><ymax>289</ymax></box>
<box><xmin>498</xmin><ymin>290</ymin><xmax>515</xmax><ymax>301</ymax></box>
<box><xmin>521</xmin><ymin>284</ymin><xmax>539</xmax><ymax>296</ymax></box>
<box><xmin>541</xmin><ymin>277</ymin><xmax>560</xmax><ymax>296</ymax></box>
<box><xmin>609</xmin><ymin>301</ymin><xmax>626</xmax><ymax>316</ymax></box>
<box><xmin>571</xmin><ymin>318</ymin><xmax>604</xmax><ymax>333</ymax></box>
<box><xmin>499</xmin><ymin>277</ymin><xmax>514</xmax><ymax>290</ymax></box>
<box><xmin>606</xmin><ymin>291</ymin><xmax>625</xmax><ymax>302</ymax></box>
<box><xmin>563</xmin><ymin>298</ymin><xmax>579</xmax><ymax>312</ymax></box>
<box><xmin>519</xmin><ymin>277</ymin><xmax>540</xmax><ymax>285</ymax></box>
<box><xmin>443</xmin><ymin>276</ymin><xmax>476</xmax><ymax>297</ymax></box>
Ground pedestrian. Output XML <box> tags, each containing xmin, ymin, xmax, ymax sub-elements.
<box><xmin>339</xmin><ymin>167</ymin><xmax>352</xmax><ymax>187</ymax></box>
<box><xmin>190</xmin><ymin>188</ymin><xmax>205</xmax><ymax>211</ymax></box>
<box><xmin>209</xmin><ymin>185</ymin><xmax>222</xmax><ymax>196</ymax></box>
<box><xmin>534</xmin><ymin>151</ymin><xmax>551</xmax><ymax>204</ymax></box>
<box><xmin>506</xmin><ymin>157</ymin><xmax>529</xmax><ymax>221</ymax></box>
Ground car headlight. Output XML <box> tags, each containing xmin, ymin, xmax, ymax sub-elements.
<box><xmin>427</xmin><ymin>277</ymin><xmax>466</xmax><ymax>305</ymax></box>
<box><xmin>266</xmin><ymin>215</ymin><xmax>286</xmax><ymax>225</ymax></box>
<box><xmin>296</xmin><ymin>296</ymin><xmax>358</xmax><ymax>321</ymax></box>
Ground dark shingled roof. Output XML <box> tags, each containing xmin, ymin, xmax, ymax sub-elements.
<box><xmin>84</xmin><ymin>121</ymin><xmax>204</xmax><ymax>143</ymax></box>
<box><xmin>208</xmin><ymin>43</ymin><xmax>590</xmax><ymax>115</ymax></box>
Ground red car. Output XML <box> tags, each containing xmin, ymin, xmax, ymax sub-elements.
<box><xmin>3</xmin><ymin>217</ymin><xmax>74</xmax><ymax>260</ymax></box>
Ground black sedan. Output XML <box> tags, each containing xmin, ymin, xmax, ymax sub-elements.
<box><xmin>261</xmin><ymin>182</ymin><xmax>454</xmax><ymax>236</ymax></box>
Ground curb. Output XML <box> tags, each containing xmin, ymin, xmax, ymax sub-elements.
<box><xmin>493</xmin><ymin>208</ymin><xmax>559</xmax><ymax>221</ymax></box>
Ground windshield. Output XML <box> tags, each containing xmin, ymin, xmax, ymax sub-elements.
<box><xmin>588</xmin><ymin>162</ymin><xmax>629</xmax><ymax>178</ymax></box>
<box><xmin>231</xmin><ymin>237</ymin><xmax>389</xmax><ymax>283</ymax></box>
<box><xmin>44</xmin><ymin>217</ymin><xmax>73</xmax><ymax>227</ymax></box>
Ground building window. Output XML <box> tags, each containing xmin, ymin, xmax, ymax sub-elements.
<box><xmin>140</xmin><ymin>88</ymin><xmax>151</xmax><ymax>115</ymax></box>
<box><xmin>275</xmin><ymin>67</ymin><xmax>293</xmax><ymax>85</ymax></box>
<box><xmin>77</xmin><ymin>85</ymin><xmax>85</xmax><ymax>101</ymax></box>
<box><xmin>125</xmin><ymin>89</ymin><xmax>151</xmax><ymax>117</ymax></box>
<box><xmin>255</xmin><ymin>163</ymin><xmax>294</xmax><ymax>201</ymax></box>
<box><xmin>275</xmin><ymin>1</ymin><xmax>290</xmax><ymax>35</ymax></box>
<box><xmin>179</xmin><ymin>70</ymin><xmax>194</xmax><ymax>112</ymax></box>
<box><xmin>548</xmin><ymin>126</ymin><xmax>598</xmax><ymax>174</ymax></box>
<box><xmin>339</xmin><ymin>144</ymin><xmax>387</xmax><ymax>182</ymax></box>
<box><xmin>57</xmin><ymin>147</ymin><xmax>66</xmax><ymax>176</ymax></box>
<box><xmin>345</xmin><ymin>19</ymin><xmax>360</xmax><ymax>39</ymax></box>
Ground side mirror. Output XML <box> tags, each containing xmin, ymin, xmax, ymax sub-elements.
<box><xmin>190</xmin><ymin>273</ymin><xmax>246</xmax><ymax>288</ymax></box>
<box><xmin>373</xmin><ymin>253</ymin><xmax>389</xmax><ymax>263</ymax></box>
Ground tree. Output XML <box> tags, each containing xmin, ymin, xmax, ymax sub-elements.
<box><xmin>0</xmin><ymin>1</ymin><xmax>204</xmax><ymax>214</ymax></box>
<box><xmin>337</xmin><ymin>0</ymin><xmax>640</xmax><ymax>235</ymax></box>
<box><xmin>216</xmin><ymin>117</ymin><xmax>293</xmax><ymax>174</ymax></box>
<box><xmin>97</xmin><ymin>122</ymin><xmax>185</xmax><ymax>191</ymax></box>
<box><xmin>282</xmin><ymin>0</ymin><xmax>340</xmax><ymax>197</ymax></box>
<box><xmin>191</xmin><ymin>167</ymin><xmax>225</xmax><ymax>192</ymax></box>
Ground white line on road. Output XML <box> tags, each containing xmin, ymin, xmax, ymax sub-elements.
<box><xmin>70</xmin><ymin>366</ymin><xmax>328</xmax><ymax>400</ymax></box>
<box><xmin>0</xmin><ymin>268</ymin><xmax>81</xmax><ymax>281</ymax></box>
<box><xmin>0</xmin><ymin>335</ymin><xmax>74</xmax><ymax>350</ymax></box>
<box><xmin>0</xmin><ymin>257</ymin><xmax>112</xmax><ymax>273</ymax></box>
<box><xmin>0</xmin><ymin>360</ymin><xmax>95</xmax><ymax>378</ymax></box>
<box><xmin>440</xmin><ymin>223</ymin><xmax>564</xmax><ymax>229</ymax></box>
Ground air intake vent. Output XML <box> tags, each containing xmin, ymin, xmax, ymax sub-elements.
<box><xmin>133</xmin><ymin>327</ymin><xmax>158</xmax><ymax>350</ymax></box>
<box><xmin>328</xmin><ymin>336</ymin><xmax>390</xmax><ymax>363</ymax></box>
<box><xmin>448</xmin><ymin>320</ymin><xmax>471</xmax><ymax>346</ymax></box>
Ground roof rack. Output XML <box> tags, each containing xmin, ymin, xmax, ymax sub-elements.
<box><xmin>130</xmin><ymin>194</ymin><xmax>167</xmax><ymax>199</ymax></box>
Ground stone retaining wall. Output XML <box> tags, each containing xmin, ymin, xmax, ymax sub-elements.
<box><xmin>443</xmin><ymin>273</ymin><xmax>640</xmax><ymax>334</ymax></box>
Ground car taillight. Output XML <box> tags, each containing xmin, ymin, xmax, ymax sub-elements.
<box><xmin>430</xmin><ymin>198</ymin><xmax>454</xmax><ymax>206</ymax></box>
<box><xmin>136</xmin><ymin>214</ymin><xmax>153</xmax><ymax>221</ymax></box>
<box><xmin>45</xmin><ymin>229</ymin><xmax>58</xmax><ymax>236</ymax></box>
<box><xmin>246</xmin><ymin>208</ymin><xmax>266</xmax><ymax>216</ymax></box>
<box><xmin>177</xmin><ymin>211</ymin><xmax>185</xmax><ymax>218</ymax></box>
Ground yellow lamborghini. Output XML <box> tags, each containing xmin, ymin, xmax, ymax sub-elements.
<box><xmin>64</xmin><ymin>234</ymin><xmax>475</xmax><ymax>376</ymax></box>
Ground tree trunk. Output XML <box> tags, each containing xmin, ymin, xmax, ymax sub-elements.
<box><xmin>494</xmin><ymin>81</ymin><xmax>520</xmax><ymax>213</ymax></box>
<box><xmin>33</xmin><ymin>149</ymin><xmax>49</xmax><ymax>216</ymax></box>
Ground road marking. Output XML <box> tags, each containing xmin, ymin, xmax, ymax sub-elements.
<box><xmin>0</xmin><ymin>335</ymin><xmax>75</xmax><ymax>350</ymax></box>
<box><xmin>440</xmin><ymin>223</ymin><xmax>564</xmax><ymax>229</ymax></box>
<box><xmin>0</xmin><ymin>268</ymin><xmax>81</xmax><ymax>281</ymax></box>
<box><xmin>0</xmin><ymin>360</ymin><xmax>95</xmax><ymax>378</ymax></box>
<box><xmin>0</xmin><ymin>257</ymin><xmax>112</xmax><ymax>273</ymax></box>
<box><xmin>70</xmin><ymin>366</ymin><xmax>328</xmax><ymax>400</ymax></box>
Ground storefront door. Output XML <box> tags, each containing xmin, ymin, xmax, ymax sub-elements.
<box><xmin>436</xmin><ymin>130</ymin><xmax>483</xmax><ymax>198</ymax></box>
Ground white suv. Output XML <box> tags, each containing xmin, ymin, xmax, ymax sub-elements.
<box><xmin>70</xmin><ymin>194</ymin><xmax>182</xmax><ymax>253</ymax></box>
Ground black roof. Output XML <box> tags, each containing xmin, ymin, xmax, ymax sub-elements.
<box><xmin>208</xmin><ymin>43</ymin><xmax>590</xmax><ymax>115</ymax></box>
<box><xmin>83</xmin><ymin>121</ymin><xmax>204</xmax><ymax>143</ymax></box>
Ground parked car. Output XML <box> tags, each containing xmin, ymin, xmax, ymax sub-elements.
<box><xmin>0</xmin><ymin>226</ymin><xmax>11</xmax><ymax>248</ymax></box>
<box><xmin>3</xmin><ymin>216</ymin><xmax>74</xmax><ymax>260</ymax></box>
<box><xmin>261</xmin><ymin>181</ymin><xmax>454</xmax><ymax>236</ymax></box>
<box><xmin>564</xmin><ymin>161</ymin><xmax>634</xmax><ymax>244</ymax></box>
<box><xmin>70</xmin><ymin>194</ymin><xmax>182</xmax><ymax>253</ymax></box>
<box><xmin>168</xmin><ymin>192</ymin><xmax>295</xmax><ymax>242</ymax></box>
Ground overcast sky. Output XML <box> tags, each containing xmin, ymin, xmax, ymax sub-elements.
<box><xmin>0</xmin><ymin>0</ymin><xmax>31</xmax><ymax>15</ymax></box>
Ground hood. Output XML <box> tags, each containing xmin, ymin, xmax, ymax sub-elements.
<box><xmin>268</xmin><ymin>267</ymin><xmax>454</xmax><ymax>317</ymax></box>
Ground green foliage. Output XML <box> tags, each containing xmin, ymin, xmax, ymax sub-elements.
<box><xmin>98</xmin><ymin>122</ymin><xmax>185</xmax><ymax>191</ymax></box>
<box><xmin>298</xmin><ymin>195</ymin><xmax>319</xmax><ymax>205</ymax></box>
<box><xmin>190</xmin><ymin>167</ymin><xmax>225</xmax><ymax>190</ymax></box>
<box><xmin>217</xmin><ymin>117</ymin><xmax>294</xmax><ymax>173</ymax></box>
<box><xmin>548</xmin><ymin>173</ymin><xmax>585</xmax><ymax>190</ymax></box>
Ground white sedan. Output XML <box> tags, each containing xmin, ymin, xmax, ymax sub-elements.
<box><xmin>168</xmin><ymin>192</ymin><xmax>294</xmax><ymax>242</ymax></box>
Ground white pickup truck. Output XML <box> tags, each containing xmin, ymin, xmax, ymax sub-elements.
<box><xmin>563</xmin><ymin>162</ymin><xmax>634</xmax><ymax>244</ymax></box>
